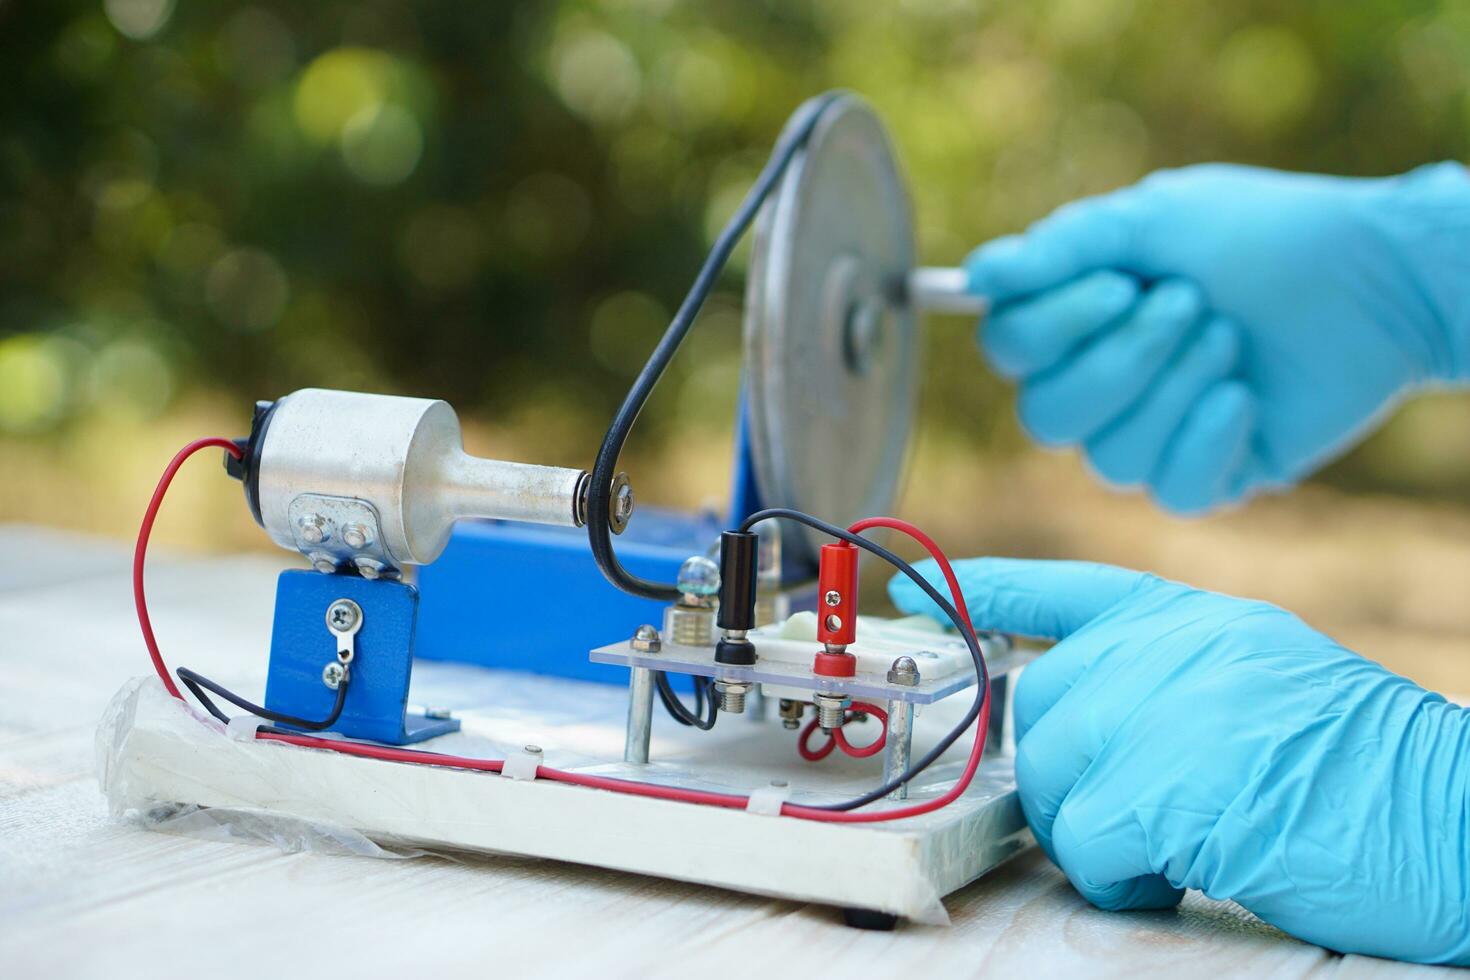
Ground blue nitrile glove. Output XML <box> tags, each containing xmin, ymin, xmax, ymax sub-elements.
<box><xmin>967</xmin><ymin>163</ymin><xmax>1470</xmax><ymax>513</ymax></box>
<box><xmin>889</xmin><ymin>558</ymin><xmax>1470</xmax><ymax>965</ymax></box>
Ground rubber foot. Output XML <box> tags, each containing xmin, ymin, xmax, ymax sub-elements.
<box><xmin>841</xmin><ymin>907</ymin><xmax>899</xmax><ymax>931</ymax></box>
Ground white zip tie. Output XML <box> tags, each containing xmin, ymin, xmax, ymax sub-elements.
<box><xmin>226</xmin><ymin>715</ymin><xmax>266</xmax><ymax>741</ymax></box>
<box><xmin>503</xmin><ymin>744</ymin><xmax>544</xmax><ymax>781</ymax></box>
<box><xmin>746</xmin><ymin>780</ymin><xmax>792</xmax><ymax>815</ymax></box>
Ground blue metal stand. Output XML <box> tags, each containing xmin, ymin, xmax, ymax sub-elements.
<box><xmin>264</xmin><ymin>570</ymin><xmax>459</xmax><ymax>745</ymax></box>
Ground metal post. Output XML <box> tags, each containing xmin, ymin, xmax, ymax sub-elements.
<box><xmin>624</xmin><ymin>666</ymin><xmax>655</xmax><ymax>764</ymax></box>
<box><xmin>987</xmin><ymin>675</ymin><xmax>1008</xmax><ymax>755</ymax></box>
<box><xmin>882</xmin><ymin>698</ymin><xmax>914</xmax><ymax>800</ymax></box>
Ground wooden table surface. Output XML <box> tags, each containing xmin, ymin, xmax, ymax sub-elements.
<box><xmin>0</xmin><ymin>526</ymin><xmax>1450</xmax><ymax>978</ymax></box>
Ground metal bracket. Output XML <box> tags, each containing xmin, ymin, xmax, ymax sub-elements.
<box><xmin>286</xmin><ymin>493</ymin><xmax>398</xmax><ymax>579</ymax></box>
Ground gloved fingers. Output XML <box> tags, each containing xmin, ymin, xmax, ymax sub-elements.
<box><xmin>886</xmin><ymin>556</ymin><xmax>1152</xmax><ymax>641</ymax></box>
<box><xmin>1013</xmin><ymin>636</ymin><xmax>1098</xmax><ymax>742</ymax></box>
<box><xmin>1014</xmin><ymin>691</ymin><xmax>1100</xmax><ymax>860</ymax></box>
<box><xmin>1151</xmin><ymin>380</ymin><xmax>1257</xmax><ymax>515</ymax></box>
<box><xmin>1085</xmin><ymin>315</ymin><xmax>1242</xmax><ymax>488</ymax></box>
<box><xmin>965</xmin><ymin>186</ymin><xmax>1151</xmax><ymax>303</ymax></box>
<box><xmin>1051</xmin><ymin>806</ymin><xmax>1185</xmax><ymax>912</ymax></box>
<box><xmin>1016</xmin><ymin>279</ymin><xmax>1204</xmax><ymax>446</ymax></box>
<box><xmin>981</xmin><ymin>270</ymin><xmax>1140</xmax><ymax>379</ymax></box>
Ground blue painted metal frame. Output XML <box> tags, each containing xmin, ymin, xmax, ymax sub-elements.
<box><xmin>264</xmin><ymin>570</ymin><xmax>459</xmax><ymax>744</ymax></box>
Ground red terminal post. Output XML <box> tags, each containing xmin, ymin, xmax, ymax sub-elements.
<box><xmin>814</xmin><ymin>541</ymin><xmax>858</xmax><ymax>677</ymax></box>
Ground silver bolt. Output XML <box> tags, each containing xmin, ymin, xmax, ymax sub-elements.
<box><xmin>523</xmin><ymin>744</ymin><xmax>543</xmax><ymax>756</ymax></box>
<box><xmin>613</xmin><ymin>481</ymin><xmax>635</xmax><ymax>526</ymax></box>
<box><xmin>824</xmin><ymin>614</ymin><xmax>842</xmax><ymax>632</ymax></box>
<box><xmin>813</xmin><ymin>692</ymin><xmax>849</xmax><ymax>731</ymax></box>
<box><xmin>424</xmin><ymin>706</ymin><xmax>452</xmax><ymax>720</ymax></box>
<box><xmin>322</xmin><ymin>661</ymin><xmax>346</xmax><ymax>690</ymax></box>
<box><xmin>298</xmin><ymin>513</ymin><xmax>328</xmax><ymax>545</ymax></box>
<box><xmin>310</xmin><ymin>553</ymin><xmax>337</xmax><ymax>574</ymax></box>
<box><xmin>356</xmin><ymin>557</ymin><xmax>384</xmax><ymax>580</ymax></box>
<box><xmin>326</xmin><ymin>599</ymin><xmax>360</xmax><ymax>633</ymax></box>
<box><xmin>823</xmin><ymin>590</ymin><xmax>842</xmax><ymax>607</ymax></box>
<box><xmin>887</xmin><ymin>655</ymin><xmax>920</xmax><ymax>686</ymax></box>
<box><xmin>631</xmin><ymin>624</ymin><xmax>662</xmax><ymax>653</ymax></box>
<box><xmin>342</xmin><ymin>522</ymin><xmax>371</xmax><ymax>550</ymax></box>
<box><xmin>778</xmin><ymin>698</ymin><xmax>805</xmax><ymax>730</ymax></box>
<box><xmin>715</xmin><ymin>680</ymin><xmax>750</xmax><ymax>714</ymax></box>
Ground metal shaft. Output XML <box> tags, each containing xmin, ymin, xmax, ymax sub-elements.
<box><xmin>438</xmin><ymin>452</ymin><xmax>586</xmax><ymax>528</ymax></box>
<box><xmin>906</xmin><ymin>267</ymin><xmax>988</xmax><ymax>317</ymax></box>
<box><xmin>624</xmin><ymin>666</ymin><xmax>655</xmax><ymax>764</ymax></box>
<box><xmin>882</xmin><ymin>699</ymin><xmax>915</xmax><ymax>801</ymax></box>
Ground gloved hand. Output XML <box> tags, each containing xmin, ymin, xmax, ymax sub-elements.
<box><xmin>966</xmin><ymin>163</ymin><xmax>1470</xmax><ymax>513</ymax></box>
<box><xmin>890</xmin><ymin>558</ymin><xmax>1470</xmax><ymax>965</ymax></box>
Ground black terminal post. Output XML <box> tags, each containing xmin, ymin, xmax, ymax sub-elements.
<box><xmin>714</xmin><ymin>530</ymin><xmax>759</xmax><ymax>666</ymax></box>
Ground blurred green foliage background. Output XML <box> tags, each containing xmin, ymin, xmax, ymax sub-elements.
<box><xmin>4</xmin><ymin>0</ymin><xmax>1470</xmax><ymax>508</ymax></box>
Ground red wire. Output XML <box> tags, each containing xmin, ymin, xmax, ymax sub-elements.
<box><xmin>797</xmin><ymin>717</ymin><xmax>838</xmax><ymax>760</ymax></box>
<box><xmin>798</xmin><ymin>701</ymin><xmax>888</xmax><ymax>760</ymax></box>
<box><xmin>134</xmin><ymin>437</ymin><xmax>244</xmax><ymax>701</ymax></box>
<box><xmin>831</xmin><ymin>701</ymin><xmax>887</xmax><ymax>758</ymax></box>
<box><xmin>135</xmin><ymin>442</ymin><xmax>986</xmax><ymax>824</ymax></box>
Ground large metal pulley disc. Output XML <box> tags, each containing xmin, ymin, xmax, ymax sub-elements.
<box><xmin>743</xmin><ymin>93</ymin><xmax>918</xmax><ymax>565</ymax></box>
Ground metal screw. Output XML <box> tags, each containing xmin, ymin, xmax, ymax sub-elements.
<box><xmin>298</xmin><ymin>513</ymin><xmax>329</xmax><ymax>545</ymax></box>
<box><xmin>813</xmin><ymin>692</ymin><xmax>849</xmax><ymax>731</ymax></box>
<box><xmin>523</xmin><ymin>744</ymin><xmax>543</xmax><ymax>756</ymax></box>
<box><xmin>322</xmin><ymin>661</ymin><xmax>346</xmax><ymax>690</ymax></box>
<box><xmin>612</xmin><ymin>479</ymin><xmax>635</xmax><ymax>531</ymax></box>
<box><xmin>823</xmin><ymin>590</ymin><xmax>842</xmax><ymax>607</ymax></box>
<box><xmin>310</xmin><ymin>553</ymin><xmax>337</xmax><ymax>574</ymax></box>
<box><xmin>778</xmin><ymin>698</ymin><xmax>805</xmax><ymax>730</ymax></box>
<box><xmin>342</xmin><ymin>522</ymin><xmax>371</xmax><ymax>550</ymax></box>
<box><xmin>424</xmin><ymin>706</ymin><xmax>452</xmax><ymax>720</ymax></box>
<box><xmin>326</xmin><ymin>599</ymin><xmax>360</xmax><ymax>633</ymax></box>
<box><xmin>356</xmin><ymin>557</ymin><xmax>384</xmax><ymax>580</ymax></box>
<box><xmin>715</xmin><ymin>680</ymin><xmax>750</xmax><ymax>714</ymax></box>
<box><xmin>887</xmin><ymin>655</ymin><xmax>920</xmax><ymax>686</ymax></box>
<box><xmin>630</xmin><ymin>624</ymin><xmax>662</xmax><ymax>653</ymax></box>
<box><xmin>824</xmin><ymin>614</ymin><xmax>842</xmax><ymax>632</ymax></box>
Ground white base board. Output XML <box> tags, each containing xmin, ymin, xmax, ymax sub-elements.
<box><xmin>99</xmin><ymin>671</ymin><xmax>1032</xmax><ymax>924</ymax></box>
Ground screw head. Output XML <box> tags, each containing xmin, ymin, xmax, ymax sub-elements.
<box><xmin>424</xmin><ymin>706</ymin><xmax>452</xmax><ymax>720</ymax></box>
<box><xmin>887</xmin><ymin>655</ymin><xmax>920</xmax><ymax>686</ymax></box>
<box><xmin>523</xmin><ymin>744</ymin><xmax>543</xmax><ymax>755</ymax></box>
<box><xmin>611</xmin><ymin>479</ymin><xmax>635</xmax><ymax>530</ymax></box>
<box><xmin>322</xmin><ymin>661</ymin><xmax>346</xmax><ymax>690</ymax></box>
<box><xmin>631</xmin><ymin>624</ymin><xmax>662</xmax><ymax>652</ymax></box>
<box><xmin>342</xmin><ymin>522</ymin><xmax>371</xmax><ymax>550</ymax></box>
<box><xmin>298</xmin><ymin>514</ymin><xmax>329</xmax><ymax>545</ymax></box>
<box><xmin>355</xmin><ymin>557</ymin><xmax>383</xmax><ymax>580</ymax></box>
<box><xmin>311</xmin><ymin>554</ymin><xmax>337</xmax><ymax>574</ymax></box>
<box><xmin>823</xmin><ymin>590</ymin><xmax>842</xmax><ymax>607</ymax></box>
<box><xmin>326</xmin><ymin>599</ymin><xmax>361</xmax><ymax>633</ymax></box>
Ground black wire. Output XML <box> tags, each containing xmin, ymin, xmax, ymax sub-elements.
<box><xmin>176</xmin><ymin>665</ymin><xmax>350</xmax><ymax>732</ymax></box>
<box><xmin>654</xmin><ymin>671</ymin><xmax>718</xmax><ymax>730</ymax></box>
<box><xmin>585</xmin><ymin>91</ymin><xmax>846</xmax><ymax>601</ymax></box>
<box><xmin>738</xmin><ymin>508</ymin><xmax>991</xmax><ymax>811</ymax></box>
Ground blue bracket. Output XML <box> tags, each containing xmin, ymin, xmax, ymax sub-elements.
<box><xmin>263</xmin><ymin>570</ymin><xmax>460</xmax><ymax>745</ymax></box>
